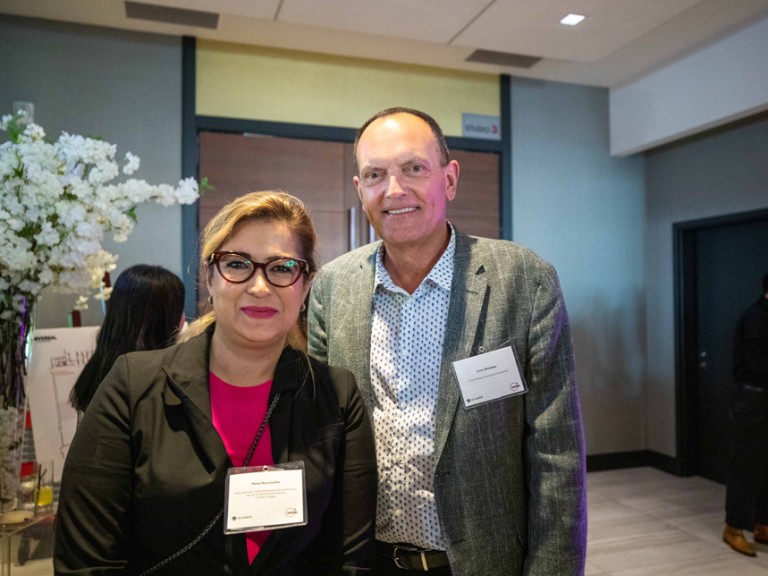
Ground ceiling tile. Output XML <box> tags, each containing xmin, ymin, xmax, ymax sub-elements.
<box><xmin>277</xmin><ymin>0</ymin><xmax>491</xmax><ymax>44</ymax></box>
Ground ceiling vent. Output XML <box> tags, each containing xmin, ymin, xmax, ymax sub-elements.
<box><xmin>465</xmin><ymin>49</ymin><xmax>541</xmax><ymax>69</ymax></box>
<box><xmin>125</xmin><ymin>1</ymin><xmax>219</xmax><ymax>29</ymax></box>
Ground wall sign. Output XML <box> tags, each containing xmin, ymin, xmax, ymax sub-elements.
<box><xmin>462</xmin><ymin>113</ymin><xmax>501</xmax><ymax>140</ymax></box>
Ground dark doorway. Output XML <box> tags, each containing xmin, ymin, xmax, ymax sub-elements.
<box><xmin>676</xmin><ymin>209</ymin><xmax>768</xmax><ymax>482</ymax></box>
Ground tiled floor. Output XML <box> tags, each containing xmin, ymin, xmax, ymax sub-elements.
<box><xmin>587</xmin><ymin>467</ymin><xmax>768</xmax><ymax>575</ymax></box>
<box><xmin>7</xmin><ymin>466</ymin><xmax>768</xmax><ymax>575</ymax></box>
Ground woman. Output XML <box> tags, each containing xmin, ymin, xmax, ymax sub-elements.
<box><xmin>69</xmin><ymin>264</ymin><xmax>186</xmax><ymax>413</ymax></box>
<box><xmin>54</xmin><ymin>191</ymin><xmax>377</xmax><ymax>575</ymax></box>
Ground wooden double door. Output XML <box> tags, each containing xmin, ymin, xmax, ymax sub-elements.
<box><xmin>198</xmin><ymin>131</ymin><xmax>501</xmax><ymax>271</ymax></box>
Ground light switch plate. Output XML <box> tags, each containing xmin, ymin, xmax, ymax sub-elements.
<box><xmin>12</xmin><ymin>101</ymin><xmax>35</xmax><ymax>124</ymax></box>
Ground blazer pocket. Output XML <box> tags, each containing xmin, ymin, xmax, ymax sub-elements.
<box><xmin>302</xmin><ymin>422</ymin><xmax>343</xmax><ymax>452</ymax></box>
<box><xmin>303</xmin><ymin>422</ymin><xmax>344</xmax><ymax>469</ymax></box>
<box><xmin>300</xmin><ymin>423</ymin><xmax>343</xmax><ymax>494</ymax></box>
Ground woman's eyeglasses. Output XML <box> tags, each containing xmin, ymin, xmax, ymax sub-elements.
<box><xmin>209</xmin><ymin>251</ymin><xmax>308</xmax><ymax>287</ymax></box>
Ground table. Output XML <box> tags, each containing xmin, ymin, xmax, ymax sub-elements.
<box><xmin>0</xmin><ymin>512</ymin><xmax>54</xmax><ymax>576</ymax></box>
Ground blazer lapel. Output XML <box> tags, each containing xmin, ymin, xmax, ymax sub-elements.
<box><xmin>162</xmin><ymin>328</ymin><xmax>229</xmax><ymax>473</ymax></box>
<box><xmin>343</xmin><ymin>246</ymin><xmax>378</xmax><ymax>408</ymax></box>
<box><xmin>267</xmin><ymin>347</ymin><xmax>307</xmax><ymax>464</ymax></box>
<box><xmin>434</xmin><ymin>234</ymin><xmax>486</xmax><ymax>464</ymax></box>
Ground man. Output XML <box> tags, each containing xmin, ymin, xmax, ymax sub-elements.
<box><xmin>308</xmin><ymin>108</ymin><xmax>587</xmax><ymax>575</ymax></box>
<box><xmin>723</xmin><ymin>273</ymin><xmax>768</xmax><ymax>557</ymax></box>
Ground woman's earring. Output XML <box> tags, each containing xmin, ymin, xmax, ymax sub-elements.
<box><xmin>300</xmin><ymin>303</ymin><xmax>306</xmax><ymax>312</ymax></box>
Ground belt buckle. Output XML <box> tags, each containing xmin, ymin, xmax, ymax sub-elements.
<box><xmin>392</xmin><ymin>544</ymin><xmax>430</xmax><ymax>571</ymax></box>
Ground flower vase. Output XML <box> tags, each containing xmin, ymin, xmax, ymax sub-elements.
<box><xmin>0</xmin><ymin>294</ymin><xmax>34</xmax><ymax>513</ymax></box>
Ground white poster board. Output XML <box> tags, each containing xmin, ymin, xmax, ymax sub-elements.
<box><xmin>26</xmin><ymin>327</ymin><xmax>99</xmax><ymax>482</ymax></box>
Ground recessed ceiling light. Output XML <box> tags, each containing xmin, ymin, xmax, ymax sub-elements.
<box><xmin>560</xmin><ymin>13</ymin><xmax>586</xmax><ymax>26</ymax></box>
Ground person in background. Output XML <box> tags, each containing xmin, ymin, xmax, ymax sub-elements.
<box><xmin>69</xmin><ymin>263</ymin><xmax>186</xmax><ymax>414</ymax></box>
<box><xmin>723</xmin><ymin>273</ymin><xmax>768</xmax><ymax>556</ymax></box>
<box><xmin>55</xmin><ymin>191</ymin><xmax>377</xmax><ymax>575</ymax></box>
<box><xmin>308</xmin><ymin>108</ymin><xmax>587</xmax><ymax>575</ymax></box>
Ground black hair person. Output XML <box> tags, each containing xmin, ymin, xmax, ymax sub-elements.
<box><xmin>70</xmin><ymin>264</ymin><xmax>185</xmax><ymax>412</ymax></box>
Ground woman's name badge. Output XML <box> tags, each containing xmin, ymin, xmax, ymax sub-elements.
<box><xmin>452</xmin><ymin>346</ymin><xmax>527</xmax><ymax>408</ymax></box>
<box><xmin>223</xmin><ymin>462</ymin><xmax>307</xmax><ymax>534</ymax></box>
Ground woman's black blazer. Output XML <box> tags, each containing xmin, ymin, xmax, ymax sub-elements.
<box><xmin>54</xmin><ymin>326</ymin><xmax>377</xmax><ymax>575</ymax></box>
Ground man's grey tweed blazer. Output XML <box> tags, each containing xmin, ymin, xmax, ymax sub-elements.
<box><xmin>308</xmin><ymin>231</ymin><xmax>587</xmax><ymax>576</ymax></box>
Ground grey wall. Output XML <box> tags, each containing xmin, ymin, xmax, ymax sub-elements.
<box><xmin>645</xmin><ymin>112</ymin><xmax>768</xmax><ymax>456</ymax></box>
<box><xmin>510</xmin><ymin>79</ymin><xmax>647</xmax><ymax>455</ymax></box>
<box><xmin>0</xmin><ymin>15</ymin><xmax>184</xmax><ymax>329</ymax></box>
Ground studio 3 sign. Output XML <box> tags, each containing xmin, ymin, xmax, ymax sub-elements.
<box><xmin>462</xmin><ymin>113</ymin><xmax>501</xmax><ymax>140</ymax></box>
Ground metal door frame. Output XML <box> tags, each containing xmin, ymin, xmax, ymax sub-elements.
<box><xmin>674</xmin><ymin>207</ymin><xmax>768</xmax><ymax>475</ymax></box>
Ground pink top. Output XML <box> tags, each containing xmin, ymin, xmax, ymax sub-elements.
<box><xmin>210</xmin><ymin>372</ymin><xmax>274</xmax><ymax>564</ymax></box>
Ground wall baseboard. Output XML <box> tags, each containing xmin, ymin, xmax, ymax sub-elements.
<box><xmin>587</xmin><ymin>450</ymin><xmax>682</xmax><ymax>475</ymax></box>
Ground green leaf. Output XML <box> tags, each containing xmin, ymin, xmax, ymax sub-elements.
<box><xmin>126</xmin><ymin>207</ymin><xmax>137</xmax><ymax>223</ymax></box>
<box><xmin>199</xmin><ymin>176</ymin><xmax>215</xmax><ymax>194</ymax></box>
<box><xmin>7</xmin><ymin>118</ymin><xmax>21</xmax><ymax>143</ymax></box>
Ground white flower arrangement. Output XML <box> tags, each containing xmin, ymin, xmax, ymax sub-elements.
<box><xmin>0</xmin><ymin>111</ymin><xmax>199</xmax><ymax>317</ymax></box>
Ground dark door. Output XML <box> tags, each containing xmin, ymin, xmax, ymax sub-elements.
<box><xmin>694</xmin><ymin>217</ymin><xmax>768</xmax><ymax>483</ymax></box>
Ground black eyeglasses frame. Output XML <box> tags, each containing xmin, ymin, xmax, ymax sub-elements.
<box><xmin>209</xmin><ymin>251</ymin><xmax>309</xmax><ymax>287</ymax></box>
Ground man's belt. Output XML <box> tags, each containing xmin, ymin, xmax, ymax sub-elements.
<box><xmin>376</xmin><ymin>540</ymin><xmax>449</xmax><ymax>571</ymax></box>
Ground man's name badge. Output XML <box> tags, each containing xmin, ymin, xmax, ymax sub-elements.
<box><xmin>452</xmin><ymin>346</ymin><xmax>527</xmax><ymax>408</ymax></box>
<box><xmin>223</xmin><ymin>461</ymin><xmax>307</xmax><ymax>534</ymax></box>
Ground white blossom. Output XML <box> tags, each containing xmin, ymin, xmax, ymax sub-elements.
<box><xmin>73</xmin><ymin>295</ymin><xmax>90</xmax><ymax>311</ymax></box>
<box><xmin>123</xmin><ymin>152</ymin><xmax>140</xmax><ymax>175</ymax></box>
<box><xmin>0</xmin><ymin>113</ymin><xmax>199</xmax><ymax>317</ymax></box>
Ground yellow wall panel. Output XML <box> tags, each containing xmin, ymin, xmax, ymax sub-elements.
<box><xmin>197</xmin><ymin>40</ymin><xmax>499</xmax><ymax>137</ymax></box>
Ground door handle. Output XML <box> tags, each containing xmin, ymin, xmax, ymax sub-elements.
<box><xmin>349</xmin><ymin>207</ymin><xmax>357</xmax><ymax>251</ymax></box>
